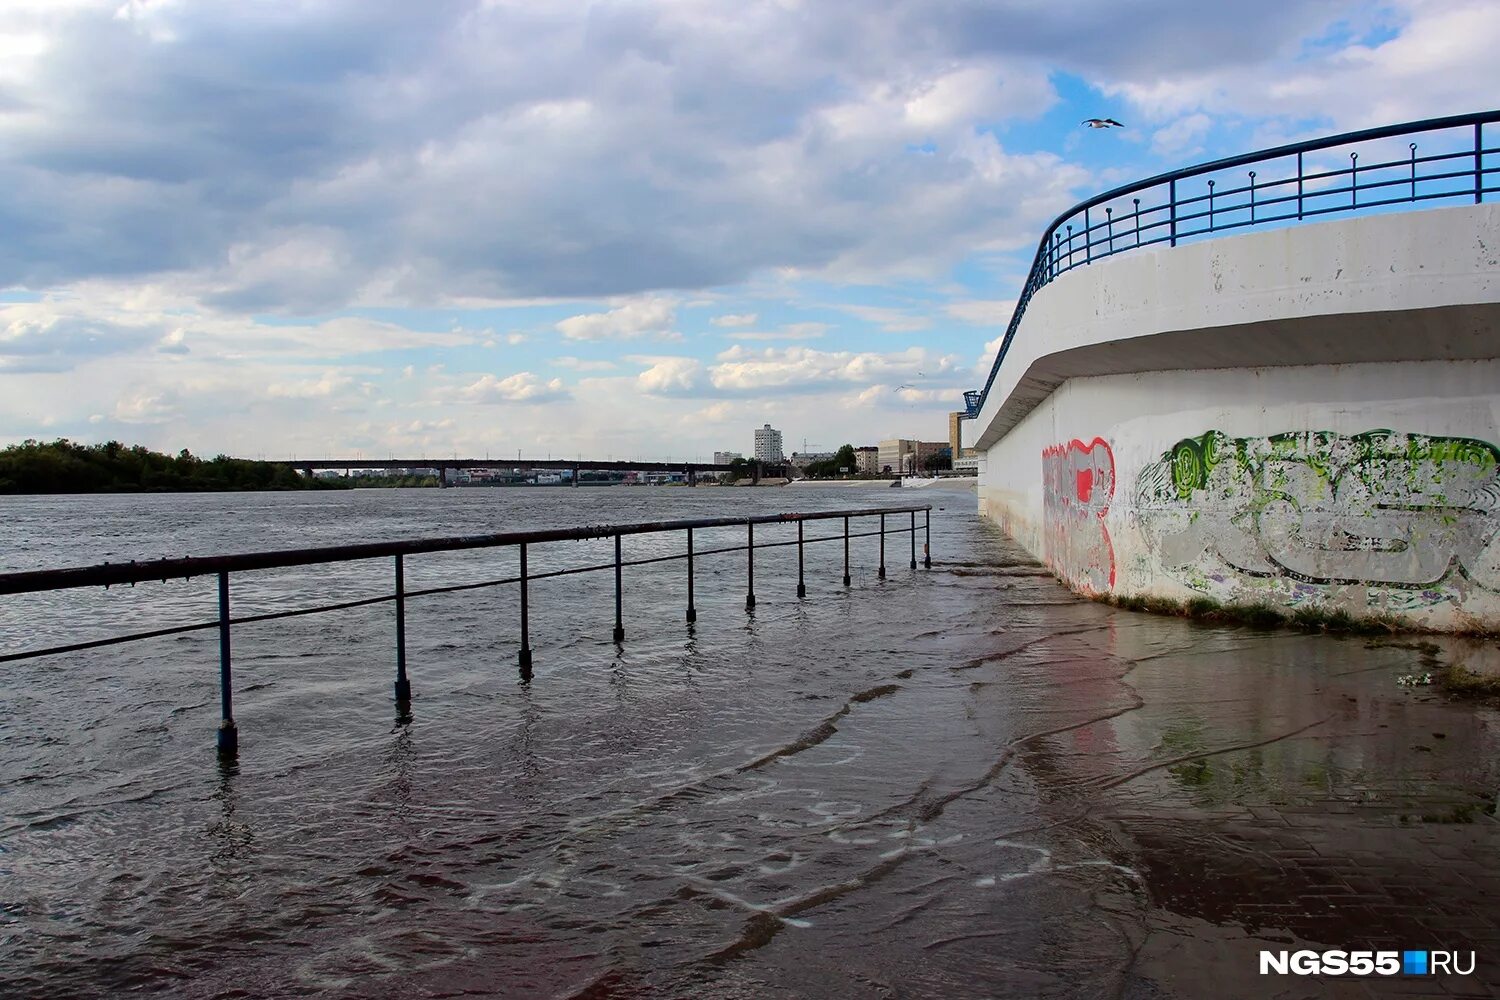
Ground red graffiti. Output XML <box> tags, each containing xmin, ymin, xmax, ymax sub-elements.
<box><xmin>1042</xmin><ymin>437</ymin><xmax>1116</xmax><ymax>594</ymax></box>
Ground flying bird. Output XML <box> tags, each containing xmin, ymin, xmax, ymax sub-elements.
<box><xmin>1083</xmin><ymin>118</ymin><xmax>1124</xmax><ymax>129</ymax></box>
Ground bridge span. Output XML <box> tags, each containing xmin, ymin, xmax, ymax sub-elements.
<box><xmin>279</xmin><ymin>456</ymin><xmax>786</xmax><ymax>486</ymax></box>
<box><xmin>963</xmin><ymin>110</ymin><xmax>1500</xmax><ymax>632</ymax></box>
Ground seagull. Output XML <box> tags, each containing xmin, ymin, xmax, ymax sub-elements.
<box><xmin>1083</xmin><ymin>118</ymin><xmax>1124</xmax><ymax>129</ymax></box>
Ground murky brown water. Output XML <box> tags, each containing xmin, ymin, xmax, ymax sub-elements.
<box><xmin>1</xmin><ymin>484</ymin><xmax>1497</xmax><ymax>998</ymax></box>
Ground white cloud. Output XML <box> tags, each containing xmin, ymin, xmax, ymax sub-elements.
<box><xmin>0</xmin><ymin>0</ymin><xmax>1493</xmax><ymax>461</ymax></box>
<box><xmin>636</xmin><ymin>357</ymin><xmax>705</xmax><ymax>395</ymax></box>
<box><xmin>1150</xmin><ymin>112</ymin><xmax>1214</xmax><ymax>158</ymax></box>
<box><xmin>552</xmin><ymin>356</ymin><xmax>617</xmax><ymax>371</ymax></box>
<box><xmin>460</xmin><ymin>372</ymin><xmax>568</xmax><ymax>403</ymax></box>
<box><xmin>975</xmin><ymin>334</ymin><xmax>1006</xmax><ymax>373</ymax></box>
<box><xmin>635</xmin><ymin>345</ymin><xmax>958</xmax><ymax>398</ymax></box>
<box><xmin>266</xmin><ymin>370</ymin><xmax>356</xmax><ymax>399</ymax></box>
<box><xmin>837</xmin><ymin>305</ymin><xmax>933</xmax><ymax>332</ymax></box>
<box><xmin>0</xmin><ymin>298</ymin><xmax>482</xmax><ymax>374</ymax></box>
<box><xmin>690</xmin><ymin>401</ymin><xmax>734</xmax><ymax>424</ymax></box>
<box><xmin>113</xmin><ymin>387</ymin><xmax>178</xmax><ymax>423</ymax></box>
<box><xmin>1105</xmin><ymin>2</ymin><xmax>1500</xmax><ymax>132</ymax></box>
<box><xmin>722</xmin><ymin>322</ymin><xmax>829</xmax><ymax>341</ymax></box>
<box><xmin>556</xmin><ymin>298</ymin><xmax>678</xmax><ymax>341</ymax></box>
<box><xmin>0</xmin><ymin>1</ymin><xmax>1107</xmax><ymax>309</ymax></box>
<box><xmin>944</xmin><ymin>300</ymin><xmax>1016</xmax><ymax>325</ymax></box>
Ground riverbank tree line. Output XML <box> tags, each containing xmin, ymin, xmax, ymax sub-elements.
<box><xmin>0</xmin><ymin>439</ymin><xmax>346</xmax><ymax>494</ymax></box>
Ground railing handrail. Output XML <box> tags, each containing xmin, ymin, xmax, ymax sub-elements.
<box><xmin>968</xmin><ymin>109</ymin><xmax>1500</xmax><ymax>417</ymax></box>
<box><xmin>3</xmin><ymin>504</ymin><xmax>938</xmax><ymax>756</ymax></box>
<box><xmin>0</xmin><ymin>505</ymin><xmax>931</xmax><ymax>595</ymax></box>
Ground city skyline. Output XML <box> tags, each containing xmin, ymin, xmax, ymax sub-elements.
<box><xmin>1</xmin><ymin>2</ymin><xmax>1496</xmax><ymax>459</ymax></box>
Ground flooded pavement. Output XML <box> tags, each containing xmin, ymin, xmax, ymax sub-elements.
<box><xmin>1</xmin><ymin>484</ymin><xmax>1498</xmax><ymax>998</ymax></box>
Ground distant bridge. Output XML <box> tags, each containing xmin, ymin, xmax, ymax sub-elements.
<box><xmin>275</xmin><ymin>456</ymin><xmax>787</xmax><ymax>486</ymax></box>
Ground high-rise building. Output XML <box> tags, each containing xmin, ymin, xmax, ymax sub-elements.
<box><xmin>713</xmin><ymin>450</ymin><xmax>743</xmax><ymax>465</ymax></box>
<box><xmin>855</xmin><ymin>446</ymin><xmax>880</xmax><ymax>474</ymax></box>
<box><xmin>754</xmin><ymin>424</ymin><xmax>784</xmax><ymax>464</ymax></box>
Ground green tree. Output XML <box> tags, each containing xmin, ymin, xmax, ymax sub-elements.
<box><xmin>922</xmin><ymin>449</ymin><xmax>953</xmax><ymax>472</ymax></box>
<box><xmin>833</xmin><ymin>443</ymin><xmax>857</xmax><ymax>472</ymax></box>
<box><xmin>0</xmin><ymin>439</ymin><xmax>352</xmax><ymax>494</ymax></box>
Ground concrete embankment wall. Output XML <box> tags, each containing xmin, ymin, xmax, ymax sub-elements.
<box><xmin>975</xmin><ymin>204</ymin><xmax>1500</xmax><ymax>631</ymax></box>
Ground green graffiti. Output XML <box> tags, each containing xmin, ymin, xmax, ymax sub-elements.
<box><xmin>1136</xmin><ymin>428</ymin><xmax>1500</xmax><ymax>605</ymax></box>
<box><xmin>1170</xmin><ymin>440</ymin><xmax>1203</xmax><ymax>497</ymax></box>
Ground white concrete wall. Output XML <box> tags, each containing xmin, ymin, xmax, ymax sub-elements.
<box><xmin>975</xmin><ymin>204</ymin><xmax>1500</xmax><ymax>631</ymax></box>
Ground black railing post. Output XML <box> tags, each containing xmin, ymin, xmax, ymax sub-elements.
<box><xmin>1249</xmin><ymin>170</ymin><xmax>1257</xmax><ymax>222</ymax></box>
<box><xmin>1084</xmin><ymin>207</ymin><xmax>1092</xmax><ymax>263</ymax></box>
<box><xmin>612</xmin><ymin>533</ymin><xmax>624</xmax><ymax>643</ymax></box>
<box><xmin>1410</xmin><ymin>142</ymin><xmax>1418</xmax><ymax>199</ymax></box>
<box><xmin>1476</xmin><ymin>122</ymin><xmax>1484</xmax><ymax>204</ymax></box>
<box><xmin>685</xmin><ymin>527</ymin><xmax>696</xmax><ymax>623</ymax></box>
<box><xmin>1065</xmin><ymin>224</ymin><xmax>1073</xmax><ymax>270</ymax></box>
<box><xmin>842</xmin><ymin>516</ymin><xmax>851</xmax><ymax>587</ymax></box>
<box><xmin>518</xmin><ymin>543</ymin><xmax>532</xmax><ymax>678</ymax></box>
<box><xmin>796</xmin><ymin>521</ymin><xmax>806</xmax><ymax>598</ymax></box>
<box><xmin>1105</xmin><ymin>207</ymin><xmax>1113</xmax><ymax>253</ymax></box>
<box><xmin>1348</xmin><ymin>155</ymin><xmax>1356</xmax><ymax>208</ymax></box>
<box><xmin>1133</xmin><ymin>198</ymin><xmax>1141</xmax><ymax>246</ymax></box>
<box><xmin>216</xmin><ymin>571</ymin><xmax>237</xmax><ymax>758</ymax></box>
<box><xmin>1297</xmin><ymin>151</ymin><xmax>1304</xmax><ymax>219</ymax></box>
<box><xmin>1207</xmin><ymin>179</ymin><xmax>1215</xmax><ymax>230</ymax></box>
<box><xmin>909</xmin><ymin>510</ymin><xmax>917</xmax><ymax>569</ymax></box>
<box><xmin>1168</xmin><ymin>179</ymin><xmax>1177</xmax><ymax>246</ymax></box>
<box><xmin>924</xmin><ymin>509</ymin><xmax>931</xmax><ymax>568</ymax></box>
<box><xmin>878</xmin><ymin>513</ymin><xmax>886</xmax><ymax>580</ymax></box>
<box><xmin>394</xmin><ymin>555</ymin><xmax>411</xmax><ymax>700</ymax></box>
<box><xmin>745</xmin><ymin>521</ymin><xmax>756</xmax><ymax>612</ymax></box>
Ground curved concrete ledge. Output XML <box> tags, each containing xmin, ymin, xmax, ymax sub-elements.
<box><xmin>974</xmin><ymin>204</ymin><xmax>1500</xmax><ymax>449</ymax></box>
<box><xmin>975</xmin><ymin>203</ymin><xmax>1500</xmax><ymax>631</ymax></box>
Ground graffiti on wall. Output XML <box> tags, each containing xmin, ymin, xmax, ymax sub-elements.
<box><xmin>1135</xmin><ymin>429</ymin><xmax>1500</xmax><ymax>607</ymax></box>
<box><xmin>1042</xmin><ymin>437</ymin><xmax>1115</xmax><ymax>593</ymax></box>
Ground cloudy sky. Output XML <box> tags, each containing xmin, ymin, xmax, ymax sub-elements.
<box><xmin>1</xmin><ymin>0</ymin><xmax>1495</xmax><ymax>461</ymax></box>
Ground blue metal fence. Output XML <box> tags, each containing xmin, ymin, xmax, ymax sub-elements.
<box><xmin>964</xmin><ymin>110</ymin><xmax>1500</xmax><ymax>419</ymax></box>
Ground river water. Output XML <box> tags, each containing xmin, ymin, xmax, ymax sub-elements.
<box><xmin>2</xmin><ymin>484</ymin><xmax>1498</xmax><ymax>998</ymax></box>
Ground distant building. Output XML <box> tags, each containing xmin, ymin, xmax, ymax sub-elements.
<box><xmin>854</xmin><ymin>446</ymin><xmax>880</xmax><ymax>474</ymax></box>
<box><xmin>951</xmin><ymin>412</ymin><xmax>979</xmax><ymax>458</ymax></box>
<box><xmin>878</xmin><ymin>439</ymin><xmax>948</xmax><ymax>475</ymax></box>
<box><xmin>713</xmin><ymin>450</ymin><xmax>743</xmax><ymax>465</ymax></box>
<box><xmin>754</xmin><ymin>424</ymin><xmax>784</xmax><ymax>464</ymax></box>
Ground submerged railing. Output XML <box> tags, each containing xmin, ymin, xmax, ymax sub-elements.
<box><xmin>0</xmin><ymin>505</ymin><xmax>933</xmax><ymax>758</ymax></box>
<box><xmin>966</xmin><ymin>109</ymin><xmax>1500</xmax><ymax>418</ymax></box>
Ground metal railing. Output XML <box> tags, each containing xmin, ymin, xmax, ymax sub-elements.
<box><xmin>965</xmin><ymin>110</ymin><xmax>1500</xmax><ymax>419</ymax></box>
<box><xmin>0</xmin><ymin>505</ymin><xmax>933</xmax><ymax>758</ymax></box>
